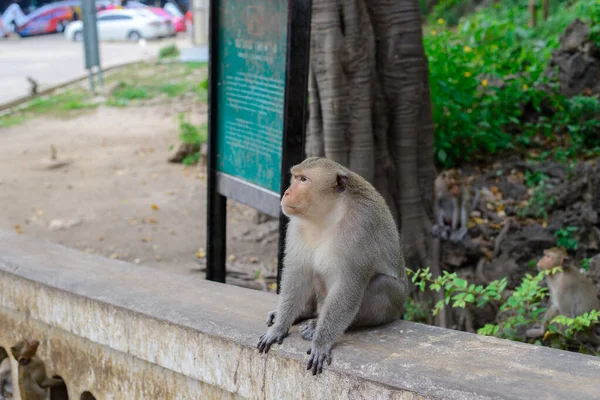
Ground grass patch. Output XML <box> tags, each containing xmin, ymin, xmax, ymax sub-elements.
<box><xmin>159</xmin><ymin>44</ymin><xmax>180</xmax><ymax>59</ymax></box>
<box><xmin>0</xmin><ymin>89</ymin><xmax>97</xmax><ymax>128</ymax></box>
<box><xmin>159</xmin><ymin>82</ymin><xmax>188</xmax><ymax>97</ymax></box>
<box><xmin>0</xmin><ymin>114</ymin><xmax>26</xmax><ymax>128</ymax></box>
<box><xmin>104</xmin><ymin>62</ymin><xmax>209</xmax><ymax>106</ymax></box>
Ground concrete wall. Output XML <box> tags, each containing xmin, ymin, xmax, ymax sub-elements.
<box><xmin>0</xmin><ymin>229</ymin><xmax>599</xmax><ymax>400</ymax></box>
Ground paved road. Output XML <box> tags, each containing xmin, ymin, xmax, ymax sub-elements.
<box><xmin>0</xmin><ymin>33</ymin><xmax>190</xmax><ymax>106</ymax></box>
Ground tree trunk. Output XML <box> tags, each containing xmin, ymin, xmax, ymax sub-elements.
<box><xmin>542</xmin><ymin>0</ymin><xmax>549</xmax><ymax>21</ymax></box>
<box><xmin>528</xmin><ymin>0</ymin><xmax>537</xmax><ymax>28</ymax></box>
<box><xmin>306</xmin><ymin>0</ymin><xmax>437</xmax><ymax>276</ymax></box>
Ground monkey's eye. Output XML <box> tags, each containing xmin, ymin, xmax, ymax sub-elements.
<box><xmin>296</xmin><ymin>175</ymin><xmax>308</xmax><ymax>183</ymax></box>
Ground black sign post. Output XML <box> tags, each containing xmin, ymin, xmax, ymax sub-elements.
<box><xmin>206</xmin><ymin>0</ymin><xmax>312</xmax><ymax>291</ymax></box>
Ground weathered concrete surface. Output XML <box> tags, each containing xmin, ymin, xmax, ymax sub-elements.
<box><xmin>0</xmin><ymin>229</ymin><xmax>599</xmax><ymax>399</ymax></box>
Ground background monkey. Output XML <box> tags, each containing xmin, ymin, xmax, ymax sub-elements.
<box><xmin>432</xmin><ymin>169</ymin><xmax>474</xmax><ymax>243</ymax></box>
<box><xmin>526</xmin><ymin>247</ymin><xmax>600</xmax><ymax>345</ymax></box>
<box><xmin>257</xmin><ymin>157</ymin><xmax>408</xmax><ymax>375</ymax></box>
<box><xmin>10</xmin><ymin>339</ymin><xmax>63</xmax><ymax>400</ymax></box>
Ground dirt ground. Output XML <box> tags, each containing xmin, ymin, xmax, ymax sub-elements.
<box><xmin>0</xmin><ymin>101</ymin><xmax>279</xmax><ymax>285</ymax></box>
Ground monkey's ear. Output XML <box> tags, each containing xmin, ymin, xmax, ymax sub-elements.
<box><xmin>335</xmin><ymin>173</ymin><xmax>348</xmax><ymax>193</ymax></box>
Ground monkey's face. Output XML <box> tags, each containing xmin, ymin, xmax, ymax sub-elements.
<box><xmin>281</xmin><ymin>169</ymin><xmax>315</xmax><ymax>217</ymax></box>
<box><xmin>281</xmin><ymin>167</ymin><xmax>345</xmax><ymax>219</ymax></box>
<box><xmin>537</xmin><ymin>251</ymin><xmax>563</xmax><ymax>271</ymax></box>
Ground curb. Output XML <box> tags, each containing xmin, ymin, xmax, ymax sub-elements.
<box><xmin>0</xmin><ymin>60</ymin><xmax>145</xmax><ymax>114</ymax></box>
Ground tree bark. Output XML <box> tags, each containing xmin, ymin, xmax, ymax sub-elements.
<box><xmin>542</xmin><ymin>0</ymin><xmax>549</xmax><ymax>21</ymax></box>
<box><xmin>528</xmin><ymin>0</ymin><xmax>537</xmax><ymax>28</ymax></box>
<box><xmin>306</xmin><ymin>0</ymin><xmax>437</xmax><ymax>273</ymax></box>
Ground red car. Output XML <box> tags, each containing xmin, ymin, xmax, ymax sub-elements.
<box><xmin>147</xmin><ymin>6</ymin><xmax>184</xmax><ymax>33</ymax></box>
<box><xmin>124</xmin><ymin>1</ymin><xmax>185</xmax><ymax>33</ymax></box>
<box><xmin>5</xmin><ymin>0</ymin><xmax>113</xmax><ymax>37</ymax></box>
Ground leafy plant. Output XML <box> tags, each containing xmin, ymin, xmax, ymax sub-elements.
<box><xmin>424</xmin><ymin>0</ymin><xmax>600</xmax><ymax>167</ymax></box>
<box><xmin>524</xmin><ymin>170</ymin><xmax>549</xmax><ymax>188</ymax></box>
<box><xmin>519</xmin><ymin>180</ymin><xmax>556</xmax><ymax>219</ymax></box>
<box><xmin>408</xmin><ymin>267</ymin><xmax>507</xmax><ymax>316</ymax></box>
<box><xmin>159</xmin><ymin>44</ymin><xmax>180</xmax><ymax>59</ymax></box>
<box><xmin>176</xmin><ymin>113</ymin><xmax>208</xmax><ymax>165</ymax></box>
<box><xmin>554</xmin><ymin>226</ymin><xmax>579</xmax><ymax>251</ymax></box>
<box><xmin>581</xmin><ymin>258</ymin><xmax>591</xmax><ymax>271</ymax></box>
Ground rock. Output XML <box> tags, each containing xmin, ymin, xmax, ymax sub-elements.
<box><xmin>497</xmin><ymin>181</ymin><xmax>528</xmax><ymax>201</ymax></box>
<box><xmin>167</xmin><ymin>142</ymin><xmax>200</xmax><ymax>164</ymax></box>
<box><xmin>560</xmin><ymin>19</ymin><xmax>589</xmax><ymax>53</ymax></box>
<box><xmin>544</xmin><ymin>19</ymin><xmax>600</xmax><ymax>98</ymax></box>
<box><xmin>48</xmin><ymin>218</ymin><xmax>82</xmax><ymax>231</ymax></box>
<box><xmin>253</xmin><ymin>210</ymin><xmax>276</xmax><ymax>225</ymax></box>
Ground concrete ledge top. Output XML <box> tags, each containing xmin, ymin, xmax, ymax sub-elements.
<box><xmin>1</xmin><ymin>229</ymin><xmax>599</xmax><ymax>400</ymax></box>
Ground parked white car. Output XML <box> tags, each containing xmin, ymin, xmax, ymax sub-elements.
<box><xmin>64</xmin><ymin>9</ymin><xmax>174</xmax><ymax>42</ymax></box>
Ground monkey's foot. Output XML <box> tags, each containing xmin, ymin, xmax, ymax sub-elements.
<box><xmin>306</xmin><ymin>342</ymin><xmax>332</xmax><ymax>375</ymax></box>
<box><xmin>257</xmin><ymin>327</ymin><xmax>288</xmax><ymax>354</ymax></box>
<box><xmin>266</xmin><ymin>310</ymin><xmax>276</xmax><ymax>327</ymax></box>
<box><xmin>449</xmin><ymin>227</ymin><xmax>468</xmax><ymax>243</ymax></box>
<box><xmin>300</xmin><ymin>319</ymin><xmax>317</xmax><ymax>341</ymax></box>
<box><xmin>432</xmin><ymin>224</ymin><xmax>450</xmax><ymax>240</ymax></box>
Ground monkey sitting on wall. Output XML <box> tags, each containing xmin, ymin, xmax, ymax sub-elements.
<box><xmin>257</xmin><ymin>157</ymin><xmax>408</xmax><ymax>375</ymax></box>
<box><xmin>10</xmin><ymin>339</ymin><xmax>64</xmax><ymax>400</ymax></box>
<box><xmin>526</xmin><ymin>247</ymin><xmax>600</xmax><ymax>346</ymax></box>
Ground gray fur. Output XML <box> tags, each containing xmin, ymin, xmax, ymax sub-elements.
<box><xmin>257</xmin><ymin>157</ymin><xmax>408</xmax><ymax>375</ymax></box>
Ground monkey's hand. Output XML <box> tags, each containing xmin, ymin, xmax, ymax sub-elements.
<box><xmin>257</xmin><ymin>326</ymin><xmax>288</xmax><ymax>354</ymax></box>
<box><xmin>306</xmin><ymin>342</ymin><xmax>332</xmax><ymax>375</ymax></box>
<box><xmin>266</xmin><ymin>310</ymin><xmax>276</xmax><ymax>327</ymax></box>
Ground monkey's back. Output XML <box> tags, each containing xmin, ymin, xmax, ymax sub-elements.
<box><xmin>554</xmin><ymin>271</ymin><xmax>600</xmax><ymax>317</ymax></box>
<box><xmin>343</xmin><ymin>178</ymin><xmax>404</xmax><ymax>280</ymax></box>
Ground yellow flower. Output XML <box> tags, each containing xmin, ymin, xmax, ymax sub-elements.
<box><xmin>482</xmin><ymin>79</ymin><xmax>488</xmax><ymax>87</ymax></box>
<box><xmin>464</xmin><ymin>72</ymin><xmax>471</xmax><ymax>77</ymax></box>
<box><xmin>437</xmin><ymin>18</ymin><xmax>445</xmax><ymax>25</ymax></box>
<box><xmin>430</xmin><ymin>29</ymin><xmax>437</xmax><ymax>36</ymax></box>
<box><xmin>523</xmin><ymin>84</ymin><xmax>529</xmax><ymax>90</ymax></box>
<box><xmin>463</xmin><ymin>45</ymin><xmax>473</xmax><ymax>53</ymax></box>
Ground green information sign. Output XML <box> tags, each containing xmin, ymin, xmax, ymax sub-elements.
<box><xmin>216</xmin><ymin>0</ymin><xmax>288</xmax><ymax>194</ymax></box>
<box><xmin>207</xmin><ymin>0</ymin><xmax>312</xmax><ymax>287</ymax></box>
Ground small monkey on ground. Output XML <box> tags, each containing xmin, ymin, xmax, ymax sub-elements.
<box><xmin>526</xmin><ymin>247</ymin><xmax>600</xmax><ymax>345</ymax></box>
<box><xmin>432</xmin><ymin>169</ymin><xmax>474</xmax><ymax>243</ymax></box>
<box><xmin>257</xmin><ymin>157</ymin><xmax>408</xmax><ymax>375</ymax></box>
<box><xmin>10</xmin><ymin>339</ymin><xmax>64</xmax><ymax>400</ymax></box>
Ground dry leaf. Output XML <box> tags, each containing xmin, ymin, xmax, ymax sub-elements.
<box><xmin>482</xmin><ymin>248</ymin><xmax>494</xmax><ymax>259</ymax></box>
<box><xmin>109</xmin><ymin>253</ymin><xmax>119</xmax><ymax>259</ymax></box>
<box><xmin>195</xmin><ymin>250</ymin><xmax>206</xmax><ymax>259</ymax></box>
<box><xmin>14</xmin><ymin>224</ymin><xmax>23</xmax><ymax>234</ymax></box>
<box><xmin>268</xmin><ymin>283</ymin><xmax>277</xmax><ymax>291</ymax></box>
<box><xmin>228</xmin><ymin>255</ymin><xmax>236</xmax><ymax>262</ymax></box>
<box><xmin>496</xmin><ymin>204</ymin><xmax>505</xmax><ymax>212</ymax></box>
<box><xmin>151</xmin><ymin>204</ymin><xmax>160</xmax><ymax>211</ymax></box>
<box><xmin>128</xmin><ymin>218</ymin><xmax>138</xmax><ymax>225</ymax></box>
<box><xmin>490</xmin><ymin>223</ymin><xmax>503</xmax><ymax>230</ymax></box>
<box><xmin>155</xmin><ymin>255</ymin><xmax>162</xmax><ymax>261</ymax></box>
<box><xmin>147</xmin><ymin>217</ymin><xmax>158</xmax><ymax>224</ymax></box>
<box><xmin>249</xmin><ymin>257</ymin><xmax>258</xmax><ymax>263</ymax></box>
<box><xmin>98</xmin><ymin>236</ymin><xmax>104</xmax><ymax>242</ymax></box>
<box><xmin>542</xmin><ymin>220</ymin><xmax>548</xmax><ymax>228</ymax></box>
<box><xmin>142</xmin><ymin>237</ymin><xmax>152</xmax><ymax>243</ymax></box>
